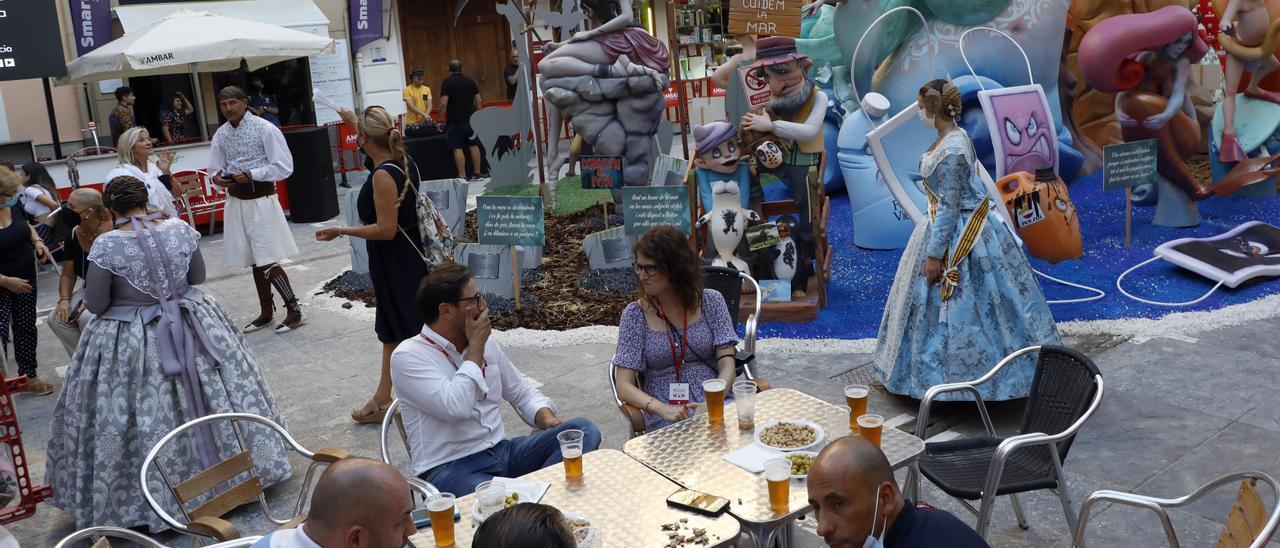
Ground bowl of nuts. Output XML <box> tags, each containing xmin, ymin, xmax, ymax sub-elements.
<box><xmin>754</xmin><ymin>420</ymin><xmax>824</xmax><ymax>452</ymax></box>
<box><xmin>784</xmin><ymin>451</ymin><xmax>817</xmax><ymax>479</ymax></box>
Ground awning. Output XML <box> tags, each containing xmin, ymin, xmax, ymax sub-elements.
<box><xmin>115</xmin><ymin>0</ymin><xmax>329</xmax><ymax>35</ymax></box>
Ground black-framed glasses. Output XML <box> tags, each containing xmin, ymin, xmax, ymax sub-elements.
<box><xmin>453</xmin><ymin>293</ymin><xmax>485</xmax><ymax>306</ymax></box>
<box><xmin>634</xmin><ymin>263</ymin><xmax>661</xmax><ymax>277</ymax></box>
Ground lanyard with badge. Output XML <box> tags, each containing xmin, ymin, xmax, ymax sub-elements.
<box><xmin>420</xmin><ymin>334</ymin><xmax>486</xmax><ymax>401</ymax></box>
<box><xmin>653</xmin><ymin>300</ymin><xmax>690</xmax><ymax>406</ymax></box>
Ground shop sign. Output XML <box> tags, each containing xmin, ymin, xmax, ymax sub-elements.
<box><xmin>1</xmin><ymin>1</ymin><xmax>67</xmax><ymax>80</ymax></box>
<box><xmin>623</xmin><ymin>186</ymin><xmax>692</xmax><ymax>236</ymax></box>
<box><xmin>579</xmin><ymin>155</ymin><xmax>624</xmax><ymax>190</ymax></box>
<box><xmin>728</xmin><ymin>0</ymin><xmax>801</xmax><ymax>37</ymax></box>
<box><xmin>477</xmin><ymin>196</ymin><xmax>545</xmax><ymax>246</ymax></box>
<box><xmin>350</xmin><ymin>0</ymin><xmax>383</xmax><ymax>52</ymax></box>
<box><xmin>663</xmin><ymin>84</ymin><xmax>680</xmax><ymax>107</ymax></box>
<box><xmin>69</xmin><ymin>0</ymin><xmax>112</xmax><ymax>57</ymax></box>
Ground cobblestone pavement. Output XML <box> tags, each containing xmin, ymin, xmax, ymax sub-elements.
<box><xmin>6</xmin><ymin>183</ymin><xmax>1279</xmax><ymax>547</ymax></box>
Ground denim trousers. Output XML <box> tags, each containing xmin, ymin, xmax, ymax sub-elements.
<box><xmin>420</xmin><ymin>417</ymin><xmax>603</xmax><ymax>496</ymax></box>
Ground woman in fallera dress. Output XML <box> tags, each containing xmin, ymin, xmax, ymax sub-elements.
<box><xmin>46</xmin><ymin>177</ymin><xmax>290</xmax><ymax>530</ymax></box>
<box><xmin>873</xmin><ymin>79</ymin><xmax>1061</xmax><ymax>401</ymax></box>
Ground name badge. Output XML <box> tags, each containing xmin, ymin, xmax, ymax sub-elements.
<box><xmin>668</xmin><ymin>382</ymin><xmax>690</xmax><ymax>406</ymax></box>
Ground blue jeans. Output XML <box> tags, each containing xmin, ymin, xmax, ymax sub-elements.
<box><xmin>420</xmin><ymin>417</ymin><xmax>602</xmax><ymax>496</ymax></box>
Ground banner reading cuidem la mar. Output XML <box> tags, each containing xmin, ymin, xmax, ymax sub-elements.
<box><xmin>69</xmin><ymin>0</ymin><xmax>113</xmax><ymax>57</ymax></box>
<box><xmin>349</xmin><ymin>0</ymin><xmax>383</xmax><ymax>52</ymax></box>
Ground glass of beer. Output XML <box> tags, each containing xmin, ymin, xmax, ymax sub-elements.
<box><xmin>763</xmin><ymin>458</ymin><xmax>791</xmax><ymax>514</ymax></box>
<box><xmin>733</xmin><ymin>380</ymin><xmax>757</xmax><ymax>430</ymax></box>
<box><xmin>703</xmin><ymin>379</ymin><xmax>727</xmax><ymax>425</ymax></box>
<box><xmin>426</xmin><ymin>493</ymin><xmax>456</xmax><ymax>547</ymax></box>
<box><xmin>845</xmin><ymin>384</ymin><xmax>869</xmax><ymax>432</ymax></box>
<box><xmin>857</xmin><ymin>414</ymin><xmax>884</xmax><ymax>447</ymax></box>
<box><xmin>557</xmin><ymin>429</ymin><xmax>585</xmax><ymax>479</ymax></box>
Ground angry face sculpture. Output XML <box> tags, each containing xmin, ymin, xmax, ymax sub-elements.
<box><xmin>978</xmin><ymin>85</ymin><xmax>1058</xmax><ymax>179</ymax></box>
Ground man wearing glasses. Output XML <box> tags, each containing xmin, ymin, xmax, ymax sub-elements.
<box><xmin>391</xmin><ymin>262</ymin><xmax>602</xmax><ymax>496</ymax></box>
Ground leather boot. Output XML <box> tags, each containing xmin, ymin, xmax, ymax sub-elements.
<box><xmin>243</xmin><ymin>265</ymin><xmax>274</xmax><ymax>333</ymax></box>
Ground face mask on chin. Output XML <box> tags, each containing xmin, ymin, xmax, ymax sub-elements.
<box><xmin>0</xmin><ymin>194</ymin><xmax>18</xmax><ymax>209</ymax></box>
<box><xmin>919</xmin><ymin>108</ymin><xmax>935</xmax><ymax>127</ymax></box>
<box><xmin>59</xmin><ymin>206</ymin><xmax>83</xmax><ymax>230</ymax></box>
<box><xmin>863</xmin><ymin>485</ymin><xmax>888</xmax><ymax>548</ymax></box>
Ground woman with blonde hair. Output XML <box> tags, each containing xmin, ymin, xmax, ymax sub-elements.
<box><xmin>0</xmin><ymin>165</ymin><xmax>53</xmax><ymax>394</ymax></box>
<box><xmin>106</xmin><ymin>127</ymin><xmax>179</xmax><ymax>218</ymax></box>
<box><xmin>873</xmin><ymin>79</ymin><xmax>1059</xmax><ymax>400</ymax></box>
<box><xmin>317</xmin><ymin>106</ymin><xmax>453</xmax><ymax>424</ymax></box>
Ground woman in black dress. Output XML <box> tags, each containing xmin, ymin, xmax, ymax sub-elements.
<box><xmin>318</xmin><ymin>106</ymin><xmax>453</xmax><ymax>424</ymax></box>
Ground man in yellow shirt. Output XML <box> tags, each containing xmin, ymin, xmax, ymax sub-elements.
<box><xmin>403</xmin><ymin>68</ymin><xmax>433</xmax><ymax>126</ymax></box>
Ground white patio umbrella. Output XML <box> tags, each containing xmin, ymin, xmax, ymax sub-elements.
<box><xmin>57</xmin><ymin>9</ymin><xmax>333</xmax><ymax>137</ymax></box>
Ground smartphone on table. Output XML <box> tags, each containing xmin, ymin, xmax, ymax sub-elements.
<box><xmin>666</xmin><ymin>489</ymin><xmax>730</xmax><ymax>516</ymax></box>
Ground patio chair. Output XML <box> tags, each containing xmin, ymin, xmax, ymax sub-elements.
<box><xmin>54</xmin><ymin>527</ymin><xmax>264</xmax><ymax>548</ymax></box>
<box><xmin>608</xmin><ymin>269</ymin><xmax>769</xmax><ymax>438</ymax></box>
<box><xmin>378</xmin><ymin>398</ymin><xmax>443</xmax><ymax>503</ymax></box>
<box><xmin>140</xmin><ymin>413</ymin><xmax>352</xmax><ymax>544</ymax></box>
<box><xmin>1071</xmin><ymin>471</ymin><xmax>1279</xmax><ymax>547</ymax></box>
<box><xmin>907</xmin><ymin>345</ymin><xmax>1104</xmax><ymax>539</ymax></box>
<box><xmin>172</xmin><ymin>170</ymin><xmax>225</xmax><ymax>234</ymax></box>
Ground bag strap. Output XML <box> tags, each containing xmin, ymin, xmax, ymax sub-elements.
<box><xmin>379</xmin><ymin>160</ymin><xmax>435</xmax><ymax>265</ymax></box>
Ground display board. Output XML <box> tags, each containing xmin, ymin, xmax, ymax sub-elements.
<box><xmin>728</xmin><ymin>0</ymin><xmax>801</xmax><ymax>36</ymax></box>
<box><xmin>477</xmin><ymin>196</ymin><xmax>545</xmax><ymax>246</ymax></box>
<box><xmin>1103</xmin><ymin>139</ymin><xmax>1158</xmax><ymax>191</ymax></box>
<box><xmin>0</xmin><ymin>1</ymin><xmax>68</xmax><ymax>80</ymax></box>
<box><xmin>309</xmin><ymin>39</ymin><xmax>355</xmax><ymax>126</ymax></box>
<box><xmin>623</xmin><ymin>186</ymin><xmax>692</xmax><ymax>236</ymax></box>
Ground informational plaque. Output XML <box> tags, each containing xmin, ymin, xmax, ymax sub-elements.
<box><xmin>309</xmin><ymin>39</ymin><xmax>355</xmax><ymax>126</ymax></box>
<box><xmin>580</xmin><ymin>155</ymin><xmax>625</xmax><ymax>190</ymax></box>
<box><xmin>1103</xmin><ymin>139</ymin><xmax>1158</xmax><ymax>191</ymax></box>
<box><xmin>728</xmin><ymin>0</ymin><xmax>802</xmax><ymax>37</ymax></box>
<box><xmin>477</xmin><ymin>196</ymin><xmax>545</xmax><ymax>246</ymax></box>
<box><xmin>622</xmin><ymin>186</ymin><xmax>692</xmax><ymax>236</ymax></box>
<box><xmin>467</xmin><ymin>252</ymin><xmax>502</xmax><ymax>279</ymax></box>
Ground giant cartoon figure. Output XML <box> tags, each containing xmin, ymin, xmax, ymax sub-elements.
<box><xmin>696</xmin><ymin>180</ymin><xmax>760</xmax><ymax>274</ymax></box>
<box><xmin>693</xmin><ymin>122</ymin><xmax>758</xmax><ymax>213</ymax></box>
<box><xmin>1079</xmin><ymin>5</ymin><xmax>1211</xmax><ymax>226</ymax></box>
<box><xmin>538</xmin><ymin>0</ymin><xmax>670</xmax><ymax>207</ymax></box>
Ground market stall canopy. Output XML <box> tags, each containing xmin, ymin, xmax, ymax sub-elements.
<box><xmin>57</xmin><ymin>9</ymin><xmax>334</xmax><ymax>85</ymax></box>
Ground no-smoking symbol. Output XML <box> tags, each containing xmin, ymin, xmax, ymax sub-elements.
<box><xmin>745</xmin><ymin>70</ymin><xmax>768</xmax><ymax>92</ymax></box>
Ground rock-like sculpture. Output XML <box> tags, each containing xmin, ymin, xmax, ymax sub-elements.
<box><xmin>538</xmin><ymin>0</ymin><xmax>670</xmax><ymax>207</ymax></box>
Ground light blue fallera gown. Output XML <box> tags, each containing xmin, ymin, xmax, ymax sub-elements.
<box><xmin>873</xmin><ymin>127</ymin><xmax>1061</xmax><ymax>400</ymax></box>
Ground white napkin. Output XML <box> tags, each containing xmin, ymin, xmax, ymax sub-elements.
<box><xmin>723</xmin><ymin>443</ymin><xmax>784</xmax><ymax>474</ymax></box>
<box><xmin>491</xmin><ymin>476</ymin><xmax>551</xmax><ymax>503</ymax></box>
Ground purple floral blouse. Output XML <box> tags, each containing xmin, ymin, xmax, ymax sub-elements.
<box><xmin>613</xmin><ymin>289</ymin><xmax>739</xmax><ymax>431</ymax></box>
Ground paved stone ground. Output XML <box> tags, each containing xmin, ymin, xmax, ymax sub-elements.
<box><xmin>5</xmin><ymin>180</ymin><xmax>1279</xmax><ymax>547</ymax></box>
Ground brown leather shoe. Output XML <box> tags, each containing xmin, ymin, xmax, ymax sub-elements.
<box><xmin>27</xmin><ymin>378</ymin><xmax>54</xmax><ymax>396</ymax></box>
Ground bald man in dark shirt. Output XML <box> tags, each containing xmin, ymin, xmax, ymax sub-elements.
<box><xmin>808</xmin><ymin>436</ymin><xmax>988</xmax><ymax>548</ymax></box>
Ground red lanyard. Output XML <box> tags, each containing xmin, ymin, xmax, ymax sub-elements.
<box><xmin>654</xmin><ymin>301</ymin><xmax>689</xmax><ymax>382</ymax></box>
<box><xmin>419</xmin><ymin>333</ymin><xmax>484</xmax><ymax>378</ymax></box>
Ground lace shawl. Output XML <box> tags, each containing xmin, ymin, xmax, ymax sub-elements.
<box><xmin>88</xmin><ymin>219</ymin><xmax>200</xmax><ymax>300</ymax></box>
<box><xmin>920</xmin><ymin>127</ymin><xmax>976</xmax><ymax>180</ymax></box>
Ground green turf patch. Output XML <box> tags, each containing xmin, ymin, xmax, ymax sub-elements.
<box><xmin>485</xmin><ymin>176</ymin><xmax>613</xmax><ymax>215</ymax></box>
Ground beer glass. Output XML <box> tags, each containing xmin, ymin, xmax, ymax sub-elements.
<box><xmin>733</xmin><ymin>380</ymin><xmax>757</xmax><ymax>430</ymax></box>
<box><xmin>426</xmin><ymin>493</ymin><xmax>456</xmax><ymax>546</ymax></box>
<box><xmin>558</xmin><ymin>429</ymin><xmax>585</xmax><ymax>479</ymax></box>
<box><xmin>763</xmin><ymin>458</ymin><xmax>791</xmax><ymax>514</ymax></box>
<box><xmin>857</xmin><ymin>414</ymin><xmax>884</xmax><ymax>447</ymax></box>
<box><xmin>475</xmin><ymin>480</ymin><xmax>504</xmax><ymax>517</ymax></box>
<box><xmin>844</xmin><ymin>385</ymin><xmax>869</xmax><ymax>432</ymax></box>
<box><xmin>703</xmin><ymin>379</ymin><xmax>727</xmax><ymax>424</ymax></box>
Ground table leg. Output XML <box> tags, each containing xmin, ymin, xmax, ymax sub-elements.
<box><xmin>744</xmin><ymin>522</ymin><xmax>791</xmax><ymax>548</ymax></box>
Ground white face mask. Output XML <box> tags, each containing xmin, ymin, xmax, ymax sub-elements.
<box><xmin>862</xmin><ymin>485</ymin><xmax>888</xmax><ymax>548</ymax></box>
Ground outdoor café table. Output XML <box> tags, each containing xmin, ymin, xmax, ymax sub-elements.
<box><xmin>622</xmin><ymin>388</ymin><xmax>926</xmax><ymax>547</ymax></box>
<box><xmin>408</xmin><ymin>449</ymin><xmax>741</xmax><ymax>547</ymax></box>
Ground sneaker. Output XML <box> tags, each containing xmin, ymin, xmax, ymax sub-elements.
<box><xmin>274</xmin><ymin>309</ymin><xmax>306</xmax><ymax>333</ymax></box>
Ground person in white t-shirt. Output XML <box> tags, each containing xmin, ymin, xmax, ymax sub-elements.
<box><xmin>18</xmin><ymin>163</ymin><xmax>60</xmax><ymax>225</ymax></box>
<box><xmin>252</xmin><ymin>458</ymin><xmax>416</xmax><ymax>548</ymax></box>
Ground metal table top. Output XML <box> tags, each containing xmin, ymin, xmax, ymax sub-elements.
<box><xmin>408</xmin><ymin>449</ymin><xmax>741</xmax><ymax>547</ymax></box>
<box><xmin>622</xmin><ymin>388</ymin><xmax>925</xmax><ymax>525</ymax></box>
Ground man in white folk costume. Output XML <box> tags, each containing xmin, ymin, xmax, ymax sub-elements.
<box><xmin>208</xmin><ymin>86</ymin><xmax>306</xmax><ymax>333</ymax></box>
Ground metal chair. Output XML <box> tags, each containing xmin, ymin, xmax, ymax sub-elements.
<box><xmin>140</xmin><ymin>413</ymin><xmax>352</xmax><ymax>544</ymax></box>
<box><xmin>53</xmin><ymin>527</ymin><xmax>166</xmax><ymax>548</ymax></box>
<box><xmin>1073</xmin><ymin>471</ymin><xmax>1280</xmax><ymax>547</ymax></box>
<box><xmin>54</xmin><ymin>527</ymin><xmax>263</xmax><ymax>548</ymax></box>
<box><xmin>171</xmin><ymin>170</ymin><xmax>224</xmax><ymax>234</ymax></box>
<box><xmin>378</xmin><ymin>399</ymin><xmax>442</xmax><ymax>503</ymax></box>
<box><xmin>907</xmin><ymin>345</ymin><xmax>1104</xmax><ymax>539</ymax></box>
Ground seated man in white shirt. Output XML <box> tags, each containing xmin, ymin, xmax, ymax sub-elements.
<box><xmin>253</xmin><ymin>457</ymin><xmax>416</xmax><ymax>548</ymax></box>
<box><xmin>392</xmin><ymin>262</ymin><xmax>603</xmax><ymax>496</ymax></box>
